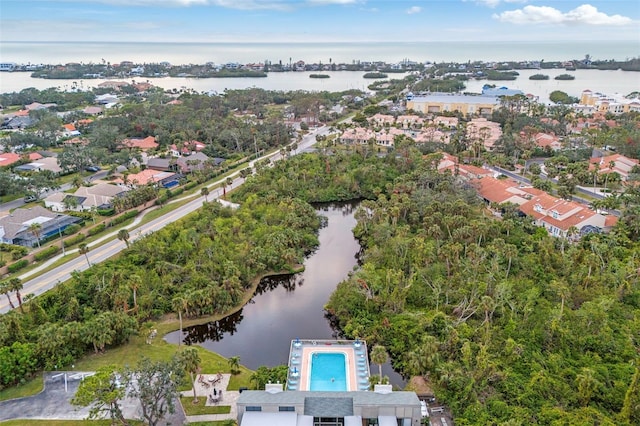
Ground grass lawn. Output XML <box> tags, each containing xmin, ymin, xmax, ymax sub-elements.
<box><xmin>0</xmin><ymin>375</ymin><xmax>43</xmax><ymax>402</ymax></box>
<box><xmin>179</xmin><ymin>396</ymin><xmax>231</xmax><ymax>416</ymax></box>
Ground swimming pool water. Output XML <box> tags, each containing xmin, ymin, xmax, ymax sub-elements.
<box><xmin>310</xmin><ymin>352</ymin><xmax>347</xmax><ymax>391</ymax></box>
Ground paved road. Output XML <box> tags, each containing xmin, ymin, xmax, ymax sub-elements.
<box><xmin>0</xmin><ymin>371</ymin><xmax>186</xmax><ymax>424</ymax></box>
<box><xmin>0</xmin><ymin>127</ymin><xmax>328</xmax><ymax>314</ymax></box>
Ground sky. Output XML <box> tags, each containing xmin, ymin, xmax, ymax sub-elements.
<box><xmin>0</xmin><ymin>0</ymin><xmax>639</xmax><ymax>43</ymax></box>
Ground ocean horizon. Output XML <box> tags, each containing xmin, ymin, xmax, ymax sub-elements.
<box><xmin>2</xmin><ymin>40</ymin><xmax>639</xmax><ymax>66</ymax></box>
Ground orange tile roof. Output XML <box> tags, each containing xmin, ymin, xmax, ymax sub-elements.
<box><xmin>520</xmin><ymin>195</ymin><xmax>597</xmax><ymax>231</ymax></box>
<box><xmin>63</xmin><ymin>123</ymin><xmax>76</xmax><ymax>131</ymax></box>
<box><xmin>121</xmin><ymin>136</ymin><xmax>159</xmax><ymax>151</ymax></box>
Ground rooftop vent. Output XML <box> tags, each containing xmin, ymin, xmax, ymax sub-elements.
<box><xmin>374</xmin><ymin>384</ymin><xmax>393</xmax><ymax>394</ymax></box>
<box><xmin>265</xmin><ymin>383</ymin><xmax>284</xmax><ymax>394</ymax></box>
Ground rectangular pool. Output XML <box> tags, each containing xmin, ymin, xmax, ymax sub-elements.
<box><xmin>310</xmin><ymin>352</ymin><xmax>347</xmax><ymax>391</ymax></box>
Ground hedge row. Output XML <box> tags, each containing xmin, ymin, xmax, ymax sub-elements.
<box><xmin>108</xmin><ymin>209</ymin><xmax>139</xmax><ymax>227</ymax></box>
<box><xmin>7</xmin><ymin>259</ymin><xmax>28</xmax><ymax>273</ymax></box>
<box><xmin>34</xmin><ymin>245</ymin><xmax>60</xmax><ymax>262</ymax></box>
<box><xmin>63</xmin><ymin>233</ymin><xmax>86</xmax><ymax>248</ymax></box>
<box><xmin>87</xmin><ymin>223</ymin><xmax>106</xmax><ymax>236</ymax></box>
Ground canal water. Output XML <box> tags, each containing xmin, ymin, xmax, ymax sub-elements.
<box><xmin>164</xmin><ymin>202</ymin><xmax>406</xmax><ymax>386</ymax></box>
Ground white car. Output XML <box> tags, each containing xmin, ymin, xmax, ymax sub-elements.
<box><xmin>420</xmin><ymin>400</ymin><xmax>428</xmax><ymax>417</ymax></box>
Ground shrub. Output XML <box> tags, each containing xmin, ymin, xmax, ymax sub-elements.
<box><xmin>109</xmin><ymin>210</ymin><xmax>138</xmax><ymax>226</ymax></box>
<box><xmin>10</xmin><ymin>248</ymin><xmax>28</xmax><ymax>260</ymax></box>
<box><xmin>34</xmin><ymin>245</ymin><xmax>60</xmax><ymax>262</ymax></box>
<box><xmin>7</xmin><ymin>259</ymin><xmax>29</xmax><ymax>273</ymax></box>
<box><xmin>63</xmin><ymin>233</ymin><xmax>86</xmax><ymax>248</ymax></box>
<box><xmin>97</xmin><ymin>208</ymin><xmax>115</xmax><ymax>216</ymax></box>
<box><xmin>63</xmin><ymin>224</ymin><xmax>82</xmax><ymax>236</ymax></box>
<box><xmin>88</xmin><ymin>223</ymin><xmax>106</xmax><ymax>236</ymax></box>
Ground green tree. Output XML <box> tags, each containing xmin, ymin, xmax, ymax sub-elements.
<box><xmin>0</xmin><ymin>280</ymin><xmax>16</xmax><ymax>310</ymax></box>
<box><xmin>228</xmin><ymin>355</ymin><xmax>241</xmax><ymax>375</ymax></box>
<box><xmin>126</xmin><ymin>356</ymin><xmax>185</xmax><ymax>426</ymax></box>
<box><xmin>201</xmin><ymin>186</ymin><xmax>210</xmax><ymax>202</ymax></box>
<box><xmin>8</xmin><ymin>278</ymin><xmax>24</xmax><ymax>313</ymax></box>
<box><xmin>370</xmin><ymin>345</ymin><xmax>388</xmax><ymax>384</ymax></box>
<box><xmin>117</xmin><ymin>229</ymin><xmax>130</xmax><ymax>248</ymax></box>
<box><xmin>72</xmin><ymin>365</ymin><xmax>129</xmax><ymax>425</ymax></box>
<box><xmin>79</xmin><ymin>243</ymin><xmax>91</xmax><ymax>267</ymax></box>
<box><xmin>177</xmin><ymin>347</ymin><xmax>201</xmax><ymax>403</ymax></box>
<box><xmin>28</xmin><ymin>223</ymin><xmax>42</xmax><ymax>249</ymax></box>
<box><xmin>621</xmin><ymin>367</ymin><xmax>640</xmax><ymax>424</ymax></box>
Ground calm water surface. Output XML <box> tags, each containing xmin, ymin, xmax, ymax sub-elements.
<box><xmin>164</xmin><ymin>202</ymin><xmax>406</xmax><ymax>386</ymax></box>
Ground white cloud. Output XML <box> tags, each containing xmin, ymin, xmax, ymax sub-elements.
<box><xmin>44</xmin><ymin>0</ymin><xmax>292</xmax><ymax>9</ymax></box>
<box><xmin>494</xmin><ymin>4</ymin><xmax>635</xmax><ymax>26</ymax></box>
<box><xmin>406</xmin><ymin>6</ymin><xmax>421</xmax><ymax>15</ymax></box>
<box><xmin>470</xmin><ymin>0</ymin><xmax>528</xmax><ymax>8</ymax></box>
<box><xmin>307</xmin><ymin>0</ymin><xmax>361</xmax><ymax>4</ymax></box>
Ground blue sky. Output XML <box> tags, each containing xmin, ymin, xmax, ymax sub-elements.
<box><xmin>1</xmin><ymin>0</ymin><xmax>638</xmax><ymax>43</ymax></box>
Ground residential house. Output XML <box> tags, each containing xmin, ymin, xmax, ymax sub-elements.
<box><xmin>374</xmin><ymin>127</ymin><xmax>404</xmax><ymax>147</ymax></box>
<box><xmin>433</xmin><ymin>116</ymin><xmax>459</xmax><ymax>129</ymax></box>
<box><xmin>396</xmin><ymin>115</ymin><xmax>424</xmax><ymax>129</ymax></box>
<box><xmin>120</xmin><ymin>136</ymin><xmax>159</xmax><ymax>151</ymax></box>
<box><xmin>169</xmin><ymin>140</ymin><xmax>207</xmax><ymax>157</ymax></box>
<box><xmin>0</xmin><ymin>206</ymin><xmax>81</xmax><ymax>247</ymax></box>
<box><xmin>97</xmin><ymin>81</ymin><xmax>129</xmax><ymax>91</ymax></box>
<box><xmin>589</xmin><ymin>154</ymin><xmax>639</xmax><ymax>182</ymax></box>
<box><xmin>14</xmin><ymin>157</ymin><xmax>62</xmax><ymax>174</ymax></box>
<box><xmin>114</xmin><ymin>169</ymin><xmax>180</xmax><ymax>188</ymax></box>
<box><xmin>520</xmin><ymin>193</ymin><xmax>608</xmax><ymax>237</ymax></box>
<box><xmin>533</xmin><ymin>132</ymin><xmax>563</xmax><ymax>151</ymax></box>
<box><xmin>0</xmin><ymin>152</ymin><xmax>42</xmax><ymax>168</ymax></box>
<box><xmin>368</xmin><ymin>114</ymin><xmax>395</xmax><ymax>127</ymax></box>
<box><xmin>44</xmin><ymin>183</ymin><xmax>128</xmax><ymax>212</ymax></box>
<box><xmin>471</xmin><ymin>176</ymin><xmax>542</xmax><ymax>206</ymax></box>
<box><xmin>62</xmin><ymin>123</ymin><xmax>81</xmax><ymax>137</ymax></box>
<box><xmin>82</xmin><ymin>106</ymin><xmax>103</xmax><ymax>115</ymax></box>
<box><xmin>340</xmin><ymin>128</ymin><xmax>375</xmax><ymax>145</ymax></box>
<box><xmin>412</xmin><ymin>127</ymin><xmax>449</xmax><ymax>145</ymax></box>
<box><xmin>466</xmin><ymin>118</ymin><xmax>502</xmax><ymax>151</ymax></box>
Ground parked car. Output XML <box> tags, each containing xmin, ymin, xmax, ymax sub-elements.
<box><xmin>23</xmin><ymin>194</ymin><xmax>38</xmax><ymax>203</ymax></box>
<box><xmin>85</xmin><ymin>165</ymin><xmax>101</xmax><ymax>172</ymax></box>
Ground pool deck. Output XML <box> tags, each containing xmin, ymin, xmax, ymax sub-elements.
<box><xmin>288</xmin><ymin>340</ymin><xmax>370</xmax><ymax>392</ymax></box>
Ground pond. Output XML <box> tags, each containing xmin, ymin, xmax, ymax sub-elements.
<box><xmin>164</xmin><ymin>202</ymin><xmax>406</xmax><ymax>386</ymax></box>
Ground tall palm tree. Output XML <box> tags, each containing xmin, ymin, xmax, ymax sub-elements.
<box><xmin>0</xmin><ymin>281</ymin><xmax>16</xmax><ymax>310</ymax></box>
<box><xmin>117</xmin><ymin>229</ymin><xmax>130</xmax><ymax>248</ymax></box>
<box><xmin>228</xmin><ymin>356</ymin><xmax>241</xmax><ymax>375</ymax></box>
<box><xmin>28</xmin><ymin>223</ymin><xmax>42</xmax><ymax>248</ymax></box>
<box><xmin>171</xmin><ymin>296</ymin><xmax>188</xmax><ymax>347</ymax></box>
<box><xmin>201</xmin><ymin>186</ymin><xmax>210</xmax><ymax>202</ymax></box>
<box><xmin>178</xmin><ymin>347</ymin><xmax>202</xmax><ymax>403</ymax></box>
<box><xmin>370</xmin><ymin>345</ymin><xmax>388</xmax><ymax>384</ymax></box>
<box><xmin>8</xmin><ymin>278</ymin><xmax>24</xmax><ymax>313</ymax></box>
<box><xmin>79</xmin><ymin>243</ymin><xmax>91</xmax><ymax>266</ymax></box>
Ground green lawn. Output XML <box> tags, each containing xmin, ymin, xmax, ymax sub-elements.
<box><xmin>179</xmin><ymin>396</ymin><xmax>231</xmax><ymax>416</ymax></box>
<box><xmin>0</xmin><ymin>375</ymin><xmax>43</xmax><ymax>402</ymax></box>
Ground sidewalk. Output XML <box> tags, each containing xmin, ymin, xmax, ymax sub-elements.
<box><xmin>180</xmin><ymin>373</ymin><xmax>239</xmax><ymax>423</ymax></box>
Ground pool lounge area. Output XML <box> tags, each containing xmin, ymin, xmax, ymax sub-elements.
<box><xmin>287</xmin><ymin>339</ymin><xmax>370</xmax><ymax>392</ymax></box>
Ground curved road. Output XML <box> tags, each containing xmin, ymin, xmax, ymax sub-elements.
<box><xmin>0</xmin><ymin>126</ymin><xmax>329</xmax><ymax>314</ymax></box>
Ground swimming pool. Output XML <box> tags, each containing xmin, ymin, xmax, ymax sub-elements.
<box><xmin>310</xmin><ymin>352</ymin><xmax>347</xmax><ymax>391</ymax></box>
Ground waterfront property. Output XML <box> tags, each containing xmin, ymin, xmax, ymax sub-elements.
<box><xmin>236</xmin><ymin>339</ymin><xmax>422</xmax><ymax>426</ymax></box>
<box><xmin>237</xmin><ymin>384</ymin><xmax>422</xmax><ymax>426</ymax></box>
<box><xmin>406</xmin><ymin>93</ymin><xmax>500</xmax><ymax>117</ymax></box>
<box><xmin>287</xmin><ymin>339</ymin><xmax>368</xmax><ymax>392</ymax></box>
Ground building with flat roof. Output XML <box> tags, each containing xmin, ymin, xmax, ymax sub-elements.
<box><xmin>407</xmin><ymin>93</ymin><xmax>500</xmax><ymax>117</ymax></box>
<box><xmin>236</xmin><ymin>340</ymin><xmax>422</xmax><ymax>426</ymax></box>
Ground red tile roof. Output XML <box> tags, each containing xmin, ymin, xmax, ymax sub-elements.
<box><xmin>121</xmin><ymin>136</ymin><xmax>159</xmax><ymax>151</ymax></box>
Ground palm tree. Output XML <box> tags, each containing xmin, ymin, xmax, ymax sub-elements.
<box><xmin>370</xmin><ymin>345</ymin><xmax>388</xmax><ymax>384</ymax></box>
<box><xmin>0</xmin><ymin>281</ymin><xmax>16</xmax><ymax>310</ymax></box>
<box><xmin>178</xmin><ymin>347</ymin><xmax>202</xmax><ymax>403</ymax></box>
<box><xmin>28</xmin><ymin>223</ymin><xmax>42</xmax><ymax>248</ymax></box>
<box><xmin>228</xmin><ymin>356</ymin><xmax>241</xmax><ymax>375</ymax></box>
<box><xmin>201</xmin><ymin>187</ymin><xmax>210</xmax><ymax>202</ymax></box>
<box><xmin>79</xmin><ymin>243</ymin><xmax>91</xmax><ymax>266</ymax></box>
<box><xmin>172</xmin><ymin>296</ymin><xmax>188</xmax><ymax>347</ymax></box>
<box><xmin>8</xmin><ymin>278</ymin><xmax>24</xmax><ymax>313</ymax></box>
<box><xmin>117</xmin><ymin>229</ymin><xmax>130</xmax><ymax>248</ymax></box>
